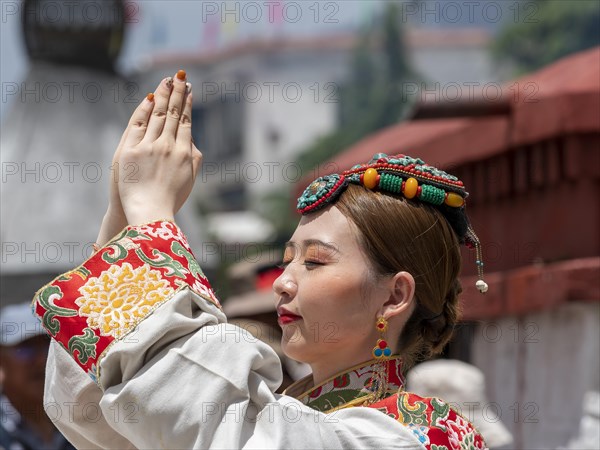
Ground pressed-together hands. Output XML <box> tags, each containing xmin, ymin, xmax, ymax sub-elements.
<box><xmin>97</xmin><ymin>70</ymin><xmax>201</xmax><ymax>246</ymax></box>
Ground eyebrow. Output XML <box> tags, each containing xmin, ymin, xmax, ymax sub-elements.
<box><xmin>284</xmin><ymin>239</ymin><xmax>340</xmax><ymax>255</ymax></box>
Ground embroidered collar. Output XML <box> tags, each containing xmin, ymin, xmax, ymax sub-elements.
<box><xmin>285</xmin><ymin>357</ymin><xmax>405</xmax><ymax>413</ymax></box>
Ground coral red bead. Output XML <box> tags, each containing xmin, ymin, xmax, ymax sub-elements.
<box><xmin>378</xmin><ymin>340</ymin><xmax>387</xmax><ymax>349</ymax></box>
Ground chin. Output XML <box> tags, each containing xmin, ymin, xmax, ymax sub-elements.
<box><xmin>280</xmin><ymin>337</ymin><xmax>312</xmax><ymax>365</ymax></box>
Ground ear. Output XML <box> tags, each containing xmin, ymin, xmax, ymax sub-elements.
<box><xmin>379</xmin><ymin>271</ymin><xmax>416</xmax><ymax>320</ymax></box>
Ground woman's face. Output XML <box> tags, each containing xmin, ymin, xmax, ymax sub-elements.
<box><xmin>273</xmin><ymin>205</ymin><xmax>392</xmax><ymax>374</ymax></box>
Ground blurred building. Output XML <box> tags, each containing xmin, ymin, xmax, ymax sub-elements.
<box><xmin>305</xmin><ymin>47</ymin><xmax>600</xmax><ymax>450</ymax></box>
<box><xmin>135</xmin><ymin>27</ymin><xmax>496</xmax><ymax>237</ymax></box>
<box><xmin>1</xmin><ymin>0</ymin><xmax>129</xmax><ymax>306</ymax></box>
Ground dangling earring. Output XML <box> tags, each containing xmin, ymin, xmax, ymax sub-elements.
<box><xmin>365</xmin><ymin>316</ymin><xmax>392</xmax><ymax>405</ymax></box>
<box><xmin>466</xmin><ymin>225</ymin><xmax>489</xmax><ymax>294</ymax></box>
<box><xmin>372</xmin><ymin>317</ymin><xmax>392</xmax><ymax>359</ymax></box>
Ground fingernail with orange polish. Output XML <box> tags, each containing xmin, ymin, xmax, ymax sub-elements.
<box><xmin>146</xmin><ymin>93</ymin><xmax>155</xmax><ymax>102</ymax></box>
<box><xmin>176</xmin><ymin>70</ymin><xmax>186</xmax><ymax>81</ymax></box>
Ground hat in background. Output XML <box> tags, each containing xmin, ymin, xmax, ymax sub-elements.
<box><xmin>0</xmin><ymin>302</ymin><xmax>46</xmax><ymax>346</ymax></box>
<box><xmin>563</xmin><ymin>391</ymin><xmax>600</xmax><ymax>450</ymax></box>
<box><xmin>406</xmin><ymin>359</ymin><xmax>514</xmax><ymax>449</ymax></box>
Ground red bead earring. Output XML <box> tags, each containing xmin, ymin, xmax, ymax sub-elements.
<box><xmin>372</xmin><ymin>317</ymin><xmax>392</xmax><ymax>359</ymax></box>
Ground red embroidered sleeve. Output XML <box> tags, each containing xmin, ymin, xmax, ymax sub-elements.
<box><xmin>32</xmin><ymin>220</ymin><xmax>220</xmax><ymax>383</ymax></box>
<box><xmin>368</xmin><ymin>392</ymin><xmax>488</xmax><ymax>450</ymax></box>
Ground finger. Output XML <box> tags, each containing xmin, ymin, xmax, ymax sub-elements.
<box><xmin>123</xmin><ymin>94</ymin><xmax>155</xmax><ymax>147</ymax></box>
<box><xmin>115</xmin><ymin>96</ymin><xmax>147</xmax><ymax>154</ymax></box>
<box><xmin>116</xmin><ymin>109</ymin><xmax>137</xmax><ymax>152</ymax></box>
<box><xmin>162</xmin><ymin>70</ymin><xmax>188</xmax><ymax>138</ymax></box>
<box><xmin>144</xmin><ymin>77</ymin><xmax>173</xmax><ymax>142</ymax></box>
<box><xmin>175</xmin><ymin>83</ymin><xmax>193</xmax><ymax>145</ymax></box>
<box><xmin>115</xmin><ymin>127</ymin><xmax>128</xmax><ymax>156</ymax></box>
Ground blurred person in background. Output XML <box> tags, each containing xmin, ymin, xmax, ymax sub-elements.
<box><xmin>563</xmin><ymin>391</ymin><xmax>600</xmax><ymax>450</ymax></box>
<box><xmin>32</xmin><ymin>72</ymin><xmax>491</xmax><ymax>449</ymax></box>
<box><xmin>0</xmin><ymin>303</ymin><xmax>75</xmax><ymax>450</ymax></box>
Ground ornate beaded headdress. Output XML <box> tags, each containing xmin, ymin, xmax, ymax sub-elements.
<box><xmin>297</xmin><ymin>153</ymin><xmax>488</xmax><ymax>293</ymax></box>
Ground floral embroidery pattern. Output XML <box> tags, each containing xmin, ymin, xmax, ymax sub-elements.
<box><xmin>100</xmin><ymin>228</ymin><xmax>150</xmax><ymax>264</ymax></box>
<box><xmin>287</xmin><ymin>358</ymin><xmax>404</xmax><ymax>412</ymax></box>
<box><xmin>443</xmin><ymin>415</ymin><xmax>484</xmax><ymax>450</ymax></box>
<box><xmin>191</xmin><ymin>279</ymin><xmax>219</xmax><ymax>304</ymax></box>
<box><xmin>75</xmin><ymin>263</ymin><xmax>175</xmax><ymax>338</ymax></box>
<box><xmin>68</xmin><ymin>328</ymin><xmax>100</xmax><ymax>365</ymax></box>
<box><xmin>137</xmin><ymin>221</ymin><xmax>189</xmax><ymax>246</ymax></box>
<box><xmin>32</xmin><ymin>220</ymin><xmax>220</xmax><ymax>383</ymax></box>
<box><xmin>36</xmin><ymin>285</ymin><xmax>77</xmax><ymax>336</ymax></box>
<box><xmin>287</xmin><ymin>358</ymin><xmax>487</xmax><ymax>450</ymax></box>
<box><xmin>408</xmin><ymin>423</ymin><xmax>431</xmax><ymax>447</ymax></box>
<box><xmin>370</xmin><ymin>392</ymin><xmax>487</xmax><ymax>450</ymax></box>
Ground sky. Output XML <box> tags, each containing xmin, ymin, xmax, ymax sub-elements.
<box><xmin>1</xmin><ymin>1</ymin><xmax>375</xmax><ymax>113</ymax></box>
<box><xmin>0</xmin><ymin>0</ymin><xmax>512</xmax><ymax>118</ymax></box>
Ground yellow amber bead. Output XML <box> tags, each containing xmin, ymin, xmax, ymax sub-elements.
<box><xmin>404</xmin><ymin>177</ymin><xmax>418</xmax><ymax>199</ymax></box>
<box><xmin>445</xmin><ymin>192</ymin><xmax>464</xmax><ymax>207</ymax></box>
<box><xmin>363</xmin><ymin>168</ymin><xmax>379</xmax><ymax>189</ymax></box>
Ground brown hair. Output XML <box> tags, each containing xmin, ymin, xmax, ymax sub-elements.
<box><xmin>335</xmin><ymin>184</ymin><xmax>462</xmax><ymax>369</ymax></box>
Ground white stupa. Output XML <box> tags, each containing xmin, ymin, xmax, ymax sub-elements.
<box><xmin>1</xmin><ymin>0</ymin><xmax>207</xmax><ymax>304</ymax></box>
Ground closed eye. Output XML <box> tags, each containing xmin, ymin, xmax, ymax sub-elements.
<box><xmin>303</xmin><ymin>260</ymin><xmax>324</xmax><ymax>269</ymax></box>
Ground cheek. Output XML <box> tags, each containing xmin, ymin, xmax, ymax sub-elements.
<box><xmin>332</xmin><ymin>275</ymin><xmax>380</xmax><ymax>338</ymax></box>
<box><xmin>300</xmin><ymin>275</ymin><xmax>373</xmax><ymax>339</ymax></box>
<box><xmin>296</xmin><ymin>276</ymin><xmax>347</xmax><ymax>323</ymax></box>
<box><xmin>326</xmin><ymin>273</ymin><xmax>373</xmax><ymax>311</ymax></box>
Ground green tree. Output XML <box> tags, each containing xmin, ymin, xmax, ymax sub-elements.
<box><xmin>263</xmin><ymin>3</ymin><xmax>418</xmax><ymax>237</ymax></box>
<box><xmin>296</xmin><ymin>2</ymin><xmax>417</xmax><ymax>179</ymax></box>
<box><xmin>493</xmin><ymin>0</ymin><xmax>600</xmax><ymax>74</ymax></box>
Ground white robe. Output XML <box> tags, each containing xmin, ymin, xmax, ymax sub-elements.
<box><xmin>38</xmin><ymin>221</ymin><xmax>484</xmax><ymax>449</ymax></box>
<box><xmin>44</xmin><ymin>284</ymin><xmax>425</xmax><ymax>449</ymax></box>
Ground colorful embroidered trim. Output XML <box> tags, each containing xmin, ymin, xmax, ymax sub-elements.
<box><xmin>286</xmin><ymin>357</ymin><xmax>487</xmax><ymax>449</ymax></box>
<box><xmin>297</xmin><ymin>153</ymin><xmax>488</xmax><ymax>293</ymax></box>
<box><xmin>297</xmin><ymin>173</ymin><xmax>348</xmax><ymax>214</ymax></box>
<box><xmin>297</xmin><ymin>154</ymin><xmax>466</xmax><ymax>215</ymax></box>
<box><xmin>32</xmin><ymin>220</ymin><xmax>220</xmax><ymax>383</ymax></box>
<box><xmin>286</xmin><ymin>357</ymin><xmax>405</xmax><ymax>413</ymax></box>
<box><xmin>368</xmin><ymin>392</ymin><xmax>488</xmax><ymax>450</ymax></box>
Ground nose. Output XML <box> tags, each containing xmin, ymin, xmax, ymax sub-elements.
<box><xmin>273</xmin><ymin>268</ymin><xmax>297</xmax><ymax>299</ymax></box>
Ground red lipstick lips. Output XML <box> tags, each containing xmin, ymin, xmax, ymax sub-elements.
<box><xmin>277</xmin><ymin>307</ymin><xmax>302</xmax><ymax>326</ymax></box>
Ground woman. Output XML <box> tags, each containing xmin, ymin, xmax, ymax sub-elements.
<box><xmin>34</xmin><ymin>72</ymin><xmax>488</xmax><ymax>449</ymax></box>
